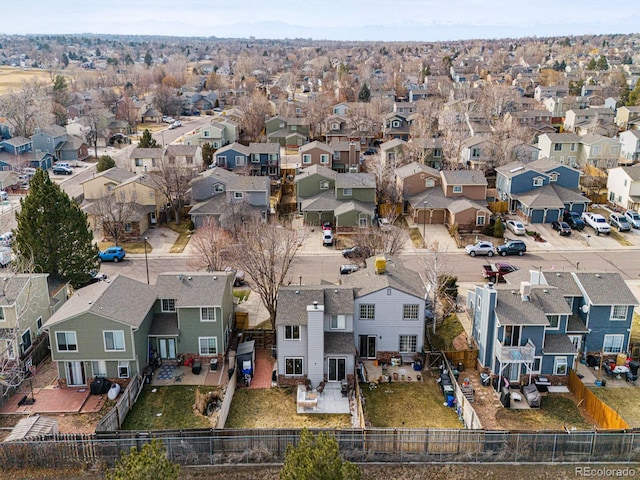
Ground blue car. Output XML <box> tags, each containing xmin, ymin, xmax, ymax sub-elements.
<box><xmin>98</xmin><ymin>246</ymin><xmax>125</xmax><ymax>263</ymax></box>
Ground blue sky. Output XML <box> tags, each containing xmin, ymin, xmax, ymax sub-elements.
<box><xmin>2</xmin><ymin>0</ymin><xmax>638</xmax><ymax>41</ymax></box>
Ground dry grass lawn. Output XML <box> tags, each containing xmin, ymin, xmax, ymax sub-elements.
<box><xmin>589</xmin><ymin>387</ymin><xmax>640</xmax><ymax>428</ymax></box>
<box><xmin>0</xmin><ymin>66</ymin><xmax>58</xmax><ymax>95</ymax></box>
<box><xmin>361</xmin><ymin>379</ymin><xmax>462</xmax><ymax>429</ymax></box>
<box><xmin>494</xmin><ymin>393</ymin><xmax>593</xmax><ymax>431</ymax></box>
<box><xmin>97</xmin><ymin>240</ymin><xmax>150</xmax><ymax>254</ymax></box>
<box><xmin>225</xmin><ymin>388</ymin><xmax>352</xmax><ymax>429</ymax></box>
<box><xmin>164</xmin><ymin>221</ymin><xmax>192</xmax><ymax>253</ymax></box>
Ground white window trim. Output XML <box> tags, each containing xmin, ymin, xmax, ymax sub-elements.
<box><xmin>603</xmin><ymin>334</ymin><xmax>625</xmax><ymax>353</ymax></box>
<box><xmin>330</xmin><ymin>315</ymin><xmax>346</xmax><ymax>330</ymax></box>
<box><xmin>234</xmin><ymin>191</ymin><xmax>244</xmax><ymax>199</ymax></box>
<box><xmin>452</xmin><ymin>185</ymin><xmax>463</xmax><ymax>193</ymax></box>
<box><xmin>4</xmin><ymin>339</ymin><xmax>15</xmax><ymax>360</ymax></box>
<box><xmin>0</xmin><ymin>307</ymin><xmax>4</xmax><ymax>322</ymax></box>
<box><xmin>399</xmin><ymin>335</ymin><xmax>418</xmax><ymax>353</ymax></box>
<box><xmin>533</xmin><ymin>177</ymin><xmax>544</xmax><ymax>187</ymax></box>
<box><xmin>103</xmin><ymin>330</ymin><xmax>126</xmax><ymax>352</ymax></box>
<box><xmin>56</xmin><ymin>331</ymin><xmax>78</xmax><ymax>352</ymax></box>
<box><xmin>302</xmin><ymin>154</ymin><xmax>311</xmax><ymax>164</ymax></box>
<box><xmin>359</xmin><ymin>304</ymin><xmax>375</xmax><ymax>320</ymax></box>
<box><xmin>343</xmin><ymin>188</ymin><xmax>352</xmax><ymax>196</ymax></box>
<box><xmin>320</xmin><ymin>181</ymin><xmax>329</xmax><ymax>190</ymax></box>
<box><xmin>546</xmin><ymin>314</ymin><xmax>560</xmax><ymax>330</ymax></box>
<box><xmin>285</xmin><ymin>357</ymin><xmax>304</xmax><ymax>376</ymax></box>
<box><xmin>235</xmin><ymin>155</ymin><xmax>245</xmax><ymax>166</ymax></box>
<box><xmin>610</xmin><ymin>305</ymin><xmax>628</xmax><ymax>321</ymax></box>
<box><xmin>200</xmin><ymin>307</ymin><xmax>217</xmax><ymax>322</ymax></box>
<box><xmin>198</xmin><ymin>336</ymin><xmax>218</xmax><ymax>355</ymax></box>
<box><xmin>553</xmin><ymin>356</ymin><xmax>568</xmax><ymax>375</ymax></box>
<box><xmin>92</xmin><ymin>360</ymin><xmax>107</xmax><ymax>377</ymax></box>
<box><xmin>284</xmin><ymin>325</ymin><xmax>300</xmax><ymax>340</ymax></box>
<box><xmin>161</xmin><ymin>298</ymin><xmax>176</xmax><ymax>312</ymax></box>
<box><xmin>320</xmin><ymin>154</ymin><xmax>330</xmax><ymax>164</ymax></box>
<box><xmin>118</xmin><ymin>361</ymin><xmax>130</xmax><ymax>379</ymax></box>
<box><xmin>402</xmin><ymin>304</ymin><xmax>419</xmax><ymax>321</ymax></box>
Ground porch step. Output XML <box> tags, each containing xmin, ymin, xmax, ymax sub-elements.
<box><xmin>461</xmin><ymin>384</ymin><xmax>475</xmax><ymax>403</ymax></box>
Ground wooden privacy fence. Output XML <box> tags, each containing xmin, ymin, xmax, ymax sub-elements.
<box><xmin>215</xmin><ymin>359</ymin><xmax>237</xmax><ymax>429</ymax></box>
<box><xmin>443</xmin><ymin>349</ymin><xmax>478</xmax><ymax>371</ymax></box>
<box><xmin>568</xmin><ymin>369</ymin><xmax>630</xmax><ymax>430</ymax></box>
<box><xmin>239</xmin><ymin>329</ymin><xmax>275</xmax><ymax>349</ymax></box>
<box><xmin>377</xmin><ymin>203</ymin><xmax>402</xmax><ymax>218</ymax></box>
<box><xmin>488</xmin><ymin>200</ymin><xmax>508</xmax><ymax>214</ymax></box>
<box><xmin>3</xmin><ymin>429</ymin><xmax>640</xmax><ymax>468</ymax></box>
<box><xmin>95</xmin><ymin>375</ymin><xmax>144</xmax><ymax>432</ymax></box>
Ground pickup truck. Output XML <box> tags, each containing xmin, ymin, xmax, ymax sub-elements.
<box><xmin>482</xmin><ymin>262</ymin><xmax>518</xmax><ymax>282</ymax></box>
<box><xmin>563</xmin><ymin>211</ymin><xmax>585</xmax><ymax>230</ymax></box>
<box><xmin>581</xmin><ymin>212</ymin><xmax>611</xmax><ymax>235</ymax></box>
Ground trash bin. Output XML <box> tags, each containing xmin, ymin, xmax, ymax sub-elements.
<box><xmin>629</xmin><ymin>361</ymin><xmax>640</xmax><ymax>376</ymax></box>
<box><xmin>228</xmin><ymin>367</ymin><xmax>235</xmax><ymax>380</ymax></box>
<box><xmin>210</xmin><ymin>358</ymin><xmax>219</xmax><ymax>371</ymax></box>
<box><xmin>458</xmin><ymin>362</ymin><xmax>464</xmax><ymax>373</ymax></box>
<box><xmin>192</xmin><ymin>361</ymin><xmax>202</xmax><ymax>375</ymax></box>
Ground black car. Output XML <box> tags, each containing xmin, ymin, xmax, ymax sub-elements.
<box><xmin>551</xmin><ymin>221</ymin><xmax>572</xmax><ymax>236</ymax></box>
<box><xmin>496</xmin><ymin>239</ymin><xmax>527</xmax><ymax>256</ymax></box>
<box><xmin>363</xmin><ymin>148</ymin><xmax>377</xmax><ymax>155</ymax></box>
<box><xmin>341</xmin><ymin>246</ymin><xmax>370</xmax><ymax>259</ymax></box>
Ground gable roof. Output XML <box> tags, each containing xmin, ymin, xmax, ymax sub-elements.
<box><xmin>0</xmin><ymin>274</ymin><xmax>44</xmax><ymax>306</ymax></box>
<box><xmin>341</xmin><ymin>256</ymin><xmax>425</xmax><ymax>299</ymax></box>
<box><xmin>395</xmin><ymin>162</ymin><xmax>440</xmax><ymax>180</ymax></box>
<box><xmin>573</xmin><ymin>272</ymin><xmax>637</xmax><ymax>306</ymax></box>
<box><xmin>80</xmin><ymin>167</ymin><xmax>135</xmax><ymax>185</ymax></box>
<box><xmin>130</xmin><ymin>147</ymin><xmax>164</xmax><ymax>159</ymax></box>
<box><xmin>215</xmin><ymin>142</ymin><xmax>250</xmax><ymax>156</ymax></box>
<box><xmin>276</xmin><ymin>286</ymin><xmax>354</xmax><ymax>326</ymax></box>
<box><xmin>619</xmin><ymin>165</ymin><xmax>640</xmax><ymax>181</ymax></box>
<box><xmin>299</xmin><ymin>140</ymin><xmax>333</xmax><ymax>154</ymax></box>
<box><xmin>335</xmin><ymin>172</ymin><xmax>376</xmax><ymax>189</ymax></box>
<box><xmin>155</xmin><ymin>272</ymin><xmax>233</xmax><ymax>307</ymax></box>
<box><xmin>441</xmin><ymin>170</ymin><xmax>487</xmax><ymax>186</ymax></box>
<box><xmin>44</xmin><ymin>275</ymin><xmax>156</xmax><ymax>328</ymax></box>
<box><xmin>295</xmin><ymin>164</ymin><xmax>337</xmax><ymax>182</ymax></box>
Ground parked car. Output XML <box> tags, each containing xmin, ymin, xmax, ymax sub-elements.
<box><xmin>339</xmin><ymin>264</ymin><xmax>360</xmax><ymax>275</ymax></box>
<box><xmin>52</xmin><ymin>165</ymin><xmax>73</xmax><ymax>175</ymax></box>
<box><xmin>609</xmin><ymin>213</ymin><xmax>631</xmax><ymax>232</ymax></box>
<box><xmin>322</xmin><ymin>230</ymin><xmax>334</xmax><ymax>246</ymax></box>
<box><xmin>564</xmin><ymin>211</ymin><xmax>585</xmax><ymax>230</ymax></box>
<box><xmin>0</xmin><ymin>232</ymin><xmax>13</xmax><ymax>246</ymax></box>
<box><xmin>582</xmin><ymin>212</ymin><xmax>611</xmax><ymax>235</ymax></box>
<box><xmin>378</xmin><ymin>218</ymin><xmax>391</xmax><ymax>230</ymax></box>
<box><xmin>55</xmin><ymin>162</ymin><xmax>72</xmax><ymax>169</ymax></box>
<box><xmin>80</xmin><ymin>270</ymin><xmax>108</xmax><ymax>287</ymax></box>
<box><xmin>0</xmin><ymin>247</ymin><xmax>12</xmax><ymax>268</ymax></box>
<box><xmin>482</xmin><ymin>262</ymin><xmax>519</xmax><ymax>282</ymax></box>
<box><xmin>342</xmin><ymin>246</ymin><xmax>370</xmax><ymax>259</ymax></box>
<box><xmin>505</xmin><ymin>220</ymin><xmax>526</xmax><ymax>235</ymax></box>
<box><xmin>551</xmin><ymin>221</ymin><xmax>572</xmax><ymax>236</ymax></box>
<box><xmin>97</xmin><ymin>246</ymin><xmax>125</xmax><ymax>263</ymax></box>
<box><xmin>224</xmin><ymin>267</ymin><xmax>245</xmax><ymax>287</ymax></box>
<box><xmin>363</xmin><ymin>148</ymin><xmax>377</xmax><ymax>155</ymax></box>
<box><xmin>322</xmin><ymin>222</ymin><xmax>332</xmax><ymax>231</ymax></box>
<box><xmin>496</xmin><ymin>239</ymin><xmax>527</xmax><ymax>256</ymax></box>
<box><xmin>0</xmin><ymin>190</ymin><xmax>7</xmax><ymax>202</ymax></box>
<box><xmin>465</xmin><ymin>241</ymin><xmax>495</xmax><ymax>257</ymax></box>
<box><xmin>169</xmin><ymin>120</ymin><xmax>182</xmax><ymax>129</ymax></box>
<box><xmin>624</xmin><ymin>210</ymin><xmax>640</xmax><ymax>229</ymax></box>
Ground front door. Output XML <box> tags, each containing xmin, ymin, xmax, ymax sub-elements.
<box><xmin>66</xmin><ymin>361</ymin><xmax>86</xmax><ymax>386</ymax></box>
<box><xmin>158</xmin><ymin>338</ymin><xmax>176</xmax><ymax>359</ymax></box>
<box><xmin>359</xmin><ymin>335</ymin><xmax>376</xmax><ymax>359</ymax></box>
<box><xmin>328</xmin><ymin>358</ymin><xmax>346</xmax><ymax>382</ymax></box>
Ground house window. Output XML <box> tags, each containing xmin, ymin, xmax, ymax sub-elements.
<box><xmin>553</xmin><ymin>357</ymin><xmax>568</xmax><ymax>375</ymax></box>
<box><xmin>124</xmin><ymin>223</ymin><xmax>132</xmax><ymax>233</ymax></box>
<box><xmin>471</xmin><ymin>148</ymin><xmax>481</xmax><ymax>158</ymax></box>
<box><xmin>399</xmin><ymin>335</ymin><xmax>417</xmax><ymax>353</ymax></box>
<box><xmin>591</xmin><ymin>145</ymin><xmax>601</xmax><ymax>156</ymax></box>
<box><xmin>320</xmin><ymin>181</ymin><xmax>329</xmax><ymax>190</ymax></box>
<box><xmin>434</xmin><ymin>148</ymin><xmax>442</xmax><ymax>158</ymax></box>
<box><xmin>214</xmin><ymin>183</ymin><xmax>224</xmax><ymax>193</ymax></box>
<box><xmin>611</xmin><ymin>146</ymin><xmax>619</xmax><ymax>155</ymax></box>
<box><xmin>161</xmin><ymin>299</ymin><xmax>176</xmax><ymax>312</ymax></box>
<box><xmin>186</xmin><ymin>156</ymin><xmax>193</xmax><ymax>165</ymax></box>
<box><xmin>343</xmin><ymin>188</ymin><xmax>352</xmax><ymax>196</ymax></box>
<box><xmin>204</xmin><ymin>131</ymin><xmax>210</xmax><ymax>137</ymax></box>
<box><xmin>302</xmin><ymin>154</ymin><xmax>311</xmax><ymax>164</ymax></box>
<box><xmin>217</xmin><ymin>155</ymin><xmax>226</xmax><ymax>166</ymax></box>
<box><xmin>235</xmin><ymin>155</ymin><xmax>245</xmax><ymax>166</ymax></box>
<box><xmin>452</xmin><ymin>185</ymin><xmax>462</xmax><ymax>193</ymax></box>
<box><xmin>92</xmin><ymin>361</ymin><xmax>107</xmax><ymax>377</ymax></box>
<box><xmin>201</xmin><ymin>307</ymin><xmax>217</xmax><ymax>322</ymax></box>
<box><xmin>359</xmin><ymin>304</ymin><xmax>375</xmax><ymax>320</ymax></box>
<box><xmin>198</xmin><ymin>337</ymin><xmax>218</xmax><ymax>355</ymax></box>
<box><xmin>279</xmin><ymin>122</ymin><xmax>285</xmax><ymax>128</ymax></box>
<box><xmin>549</xmin><ymin>173</ymin><xmax>559</xmax><ymax>182</ymax></box>
<box><xmin>21</xmin><ymin>330</ymin><xmax>31</xmax><ymax>353</ymax></box>
<box><xmin>36</xmin><ymin>317</ymin><xmax>43</xmax><ymax>332</ymax></box>
<box><xmin>570</xmin><ymin>143</ymin><xmax>576</xmax><ymax>152</ymax></box>
<box><xmin>56</xmin><ymin>332</ymin><xmax>78</xmax><ymax>352</ymax></box>
<box><xmin>547</xmin><ymin>315</ymin><xmax>559</xmax><ymax>329</ymax></box>
<box><xmin>234</xmin><ymin>192</ymin><xmax>244</xmax><ymax>199</ymax></box>
<box><xmin>533</xmin><ymin>177</ymin><xmax>544</xmax><ymax>187</ymax></box>
<box><xmin>533</xmin><ymin>357</ymin><xmax>542</xmax><ymax>373</ymax></box>
<box><xmin>118</xmin><ymin>361</ymin><xmax>130</xmax><ymax>379</ymax></box>
<box><xmin>104</xmin><ymin>331</ymin><xmax>125</xmax><ymax>352</ymax></box>
<box><xmin>213</xmin><ymin>141</ymin><xmax>220</xmax><ymax>148</ymax></box>
<box><xmin>331</xmin><ymin>123</ymin><xmax>340</xmax><ymax>130</ymax></box>
<box><xmin>0</xmin><ymin>307</ymin><xmax>5</xmax><ymax>322</ymax></box>
<box><xmin>135</xmin><ymin>158</ymin><xmax>143</xmax><ymax>167</ymax></box>
<box><xmin>392</xmin><ymin>120</ymin><xmax>401</xmax><ymax>128</ymax></box>
<box><xmin>611</xmin><ymin>305</ymin><xmax>628</xmax><ymax>321</ymax></box>
<box><xmin>425</xmin><ymin>178</ymin><xmax>435</xmax><ymax>187</ymax></box>
<box><xmin>331</xmin><ymin>315</ymin><xmax>346</xmax><ymax>330</ymax></box>
<box><xmin>403</xmin><ymin>304</ymin><xmax>419</xmax><ymax>320</ymax></box>
<box><xmin>291</xmin><ymin>125</ymin><xmax>297</xmax><ymax>131</ymax></box>
<box><xmin>285</xmin><ymin>325</ymin><xmax>300</xmax><ymax>340</ymax></box>
<box><xmin>554</xmin><ymin>143</ymin><xmax>562</xmax><ymax>152</ymax></box>
<box><xmin>603</xmin><ymin>334</ymin><xmax>625</xmax><ymax>353</ymax></box>
<box><xmin>476</xmin><ymin>215</ymin><xmax>486</xmax><ymax>226</ymax></box>
<box><xmin>285</xmin><ymin>357</ymin><xmax>303</xmax><ymax>376</ymax></box>
<box><xmin>320</xmin><ymin>154</ymin><xmax>330</xmax><ymax>164</ymax></box>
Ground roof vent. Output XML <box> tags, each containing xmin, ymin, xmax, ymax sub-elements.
<box><xmin>295</xmin><ymin>290</ymin><xmax>300</xmax><ymax>294</ymax></box>
<box><xmin>595</xmin><ymin>273</ymin><xmax>601</xmax><ymax>278</ymax></box>
<box><xmin>313</xmin><ymin>301</ymin><xmax>318</xmax><ymax>309</ymax></box>
<box><xmin>543</xmin><ymin>289</ymin><xmax>549</xmax><ymax>294</ymax></box>
<box><xmin>334</xmin><ymin>289</ymin><xmax>338</xmax><ymax>293</ymax></box>
<box><xmin>188</xmin><ymin>277</ymin><xmax>192</xmax><ymax>281</ymax></box>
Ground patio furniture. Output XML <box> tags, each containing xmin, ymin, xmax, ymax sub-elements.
<box><xmin>534</xmin><ymin>376</ymin><xmax>551</xmax><ymax>392</ymax></box>
<box><xmin>522</xmin><ymin>383</ymin><xmax>541</xmax><ymax>408</ymax></box>
<box><xmin>297</xmin><ymin>385</ymin><xmax>318</xmax><ymax>411</ymax></box>
<box><xmin>613</xmin><ymin>365</ymin><xmax>630</xmax><ymax>379</ymax></box>
<box><xmin>316</xmin><ymin>382</ymin><xmax>325</xmax><ymax>395</ymax></box>
<box><xmin>173</xmin><ymin>367</ymin><xmax>184</xmax><ymax>382</ymax></box>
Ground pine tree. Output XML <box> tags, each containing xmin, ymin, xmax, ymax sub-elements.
<box><xmin>97</xmin><ymin>155</ymin><xmax>116</xmax><ymax>172</ymax></box>
<box><xmin>358</xmin><ymin>82</ymin><xmax>371</xmax><ymax>102</ymax></box>
<box><xmin>138</xmin><ymin>129</ymin><xmax>159</xmax><ymax>148</ymax></box>
<box><xmin>202</xmin><ymin>142</ymin><xmax>215</xmax><ymax>168</ymax></box>
<box><xmin>144</xmin><ymin>50</ymin><xmax>153</xmax><ymax>67</ymax></box>
<box><xmin>106</xmin><ymin>439</ymin><xmax>179</xmax><ymax>480</ymax></box>
<box><xmin>14</xmin><ymin>170</ymin><xmax>98</xmax><ymax>288</ymax></box>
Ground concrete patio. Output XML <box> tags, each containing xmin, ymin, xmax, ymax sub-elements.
<box><xmin>296</xmin><ymin>383</ymin><xmax>351</xmax><ymax>414</ymax></box>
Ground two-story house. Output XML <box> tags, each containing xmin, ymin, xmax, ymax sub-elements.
<box><xmin>323</xmin><ymin>115</ymin><xmax>350</xmax><ymax>144</ymax></box>
<box><xmin>578</xmin><ymin>134</ymin><xmax>621</xmax><ymax>169</ymax></box>
<box><xmin>214</xmin><ymin>142</ymin><xmax>251</xmax><ymax>172</ymax></box>
<box><xmin>495</xmin><ymin>158</ymin><xmax>589</xmax><ymax>223</ymax></box>
<box><xmin>537</xmin><ymin>133</ymin><xmax>582</xmax><ymax>168</ymax></box>
<box><xmin>382</xmin><ymin>113</ymin><xmax>410</xmax><ymax>141</ymax></box>
<box><xmin>615</xmin><ymin>106</ymin><xmax>640</xmax><ymax>131</ymax></box>
<box><xmin>606</xmin><ymin>164</ymin><xmax>640</xmax><ymax>212</ymax></box>
<box><xmin>469</xmin><ymin>270</ymin><xmax>636</xmax><ymax>385</ymax></box>
<box><xmin>44</xmin><ymin>272</ymin><xmax>235</xmax><ymax>387</ymax></box>
<box><xmin>460</xmin><ymin>136</ymin><xmax>492</xmax><ymax>170</ymax></box>
<box><xmin>331</xmin><ymin>141</ymin><xmax>361</xmax><ymax>173</ymax></box>
<box><xmin>295</xmin><ymin>165</ymin><xmax>376</xmax><ymax>229</ymax></box>
<box><xmin>619</xmin><ymin>130</ymin><xmax>640</xmax><ymax>164</ymax></box>
<box><xmin>182</xmin><ymin>117</ymin><xmax>238</xmax><ymax>148</ymax></box>
<box><xmin>130</xmin><ymin>147</ymin><xmax>164</xmax><ymax>174</ymax></box>
<box><xmin>31</xmin><ymin>126</ymin><xmax>68</xmax><ymax>162</ymax></box>
<box><xmin>265</xmin><ymin>115</ymin><xmax>310</xmax><ymax>149</ymax></box>
<box><xmin>0</xmin><ymin>137</ymin><xmax>54</xmax><ymax>171</ymax></box>
<box><xmin>564</xmin><ymin>108</ymin><xmax>616</xmax><ymax>136</ymax></box>
<box><xmin>299</xmin><ymin>141</ymin><xmax>334</xmax><ymax>169</ymax></box>
<box><xmin>189</xmin><ymin>167</ymin><xmax>270</xmax><ymax>228</ymax></box>
<box><xmin>379</xmin><ymin>139</ymin><xmax>408</xmax><ymax>169</ymax></box>
<box><xmin>248</xmin><ymin>142</ymin><xmax>280</xmax><ymax>178</ymax></box>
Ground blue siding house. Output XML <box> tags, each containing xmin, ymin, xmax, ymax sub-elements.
<box><xmin>0</xmin><ymin>136</ymin><xmax>53</xmax><ymax>171</ymax></box>
<box><xmin>469</xmin><ymin>270</ymin><xmax>636</xmax><ymax>386</ymax></box>
<box><xmin>0</xmin><ymin>136</ymin><xmax>33</xmax><ymax>155</ymax></box>
<box><xmin>248</xmin><ymin>142</ymin><xmax>280</xmax><ymax>178</ymax></box>
<box><xmin>31</xmin><ymin>125</ymin><xmax>68</xmax><ymax>161</ymax></box>
<box><xmin>495</xmin><ymin>158</ymin><xmax>589</xmax><ymax>223</ymax></box>
<box><xmin>214</xmin><ymin>142</ymin><xmax>250</xmax><ymax>172</ymax></box>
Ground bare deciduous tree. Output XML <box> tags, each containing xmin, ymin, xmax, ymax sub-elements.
<box><xmin>352</xmin><ymin>213</ymin><xmax>405</xmax><ymax>257</ymax></box>
<box><xmin>91</xmin><ymin>189</ymin><xmax>139</xmax><ymax>246</ymax></box>
<box><xmin>219</xmin><ymin>197</ymin><xmax>261</xmax><ymax>241</ymax></box>
<box><xmin>188</xmin><ymin>220</ymin><xmax>232</xmax><ymax>272</ymax></box>
<box><xmin>229</xmin><ymin>221</ymin><xmax>304</xmax><ymax>329</ymax></box>
<box><xmin>238</xmin><ymin>91</ymin><xmax>270</xmax><ymax>143</ymax></box>
<box><xmin>0</xmin><ymin>79</ymin><xmax>53</xmax><ymax>137</ymax></box>
<box><xmin>420</xmin><ymin>240</ymin><xmax>454</xmax><ymax>335</ymax></box>
<box><xmin>150</xmin><ymin>155</ymin><xmax>195</xmax><ymax>225</ymax></box>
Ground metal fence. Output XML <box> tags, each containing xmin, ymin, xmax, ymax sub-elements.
<box><xmin>2</xmin><ymin>428</ymin><xmax>640</xmax><ymax>469</ymax></box>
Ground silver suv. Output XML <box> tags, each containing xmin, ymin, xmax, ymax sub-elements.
<box><xmin>624</xmin><ymin>210</ymin><xmax>640</xmax><ymax>229</ymax></box>
<box><xmin>609</xmin><ymin>213</ymin><xmax>631</xmax><ymax>232</ymax></box>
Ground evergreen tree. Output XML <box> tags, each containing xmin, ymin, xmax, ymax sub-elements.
<box><xmin>14</xmin><ymin>170</ymin><xmax>98</xmax><ymax>288</ymax></box>
<box><xmin>138</xmin><ymin>129</ymin><xmax>159</xmax><ymax>148</ymax></box>
<box><xmin>596</xmin><ymin>56</ymin><xmax>609</xmax><ymax>70</ymax></box>
<box><xmin>144</xmin><ymin>50</ymin><xmax>153</xmax><ymax>68</ymax></box>
<box><xmin>280</xmin><ymin>429</ymin><xmax>361</xmax><ymax>480</ymax></box>
<box><xmin>358</xmin><ymin>82</ymin><xmax>371</xmax><ymax>102</ymax></box>
<box><xmin>106</xmin><ymin>439</ymin><xmax>179</xmax><ymax>480</ymax></box>
<box><xmin>493</xmin><ymin>217</ymin><xmax>505</xmax><ymax>239</ymax></box>
<box><xmin>628</xmin><ymin>79</ymin><xmax>640</xmax><ymax>106</ymax></box>
<box><xmin>97</xmin><ymin>155</ymin><xmax>116</xmax><ymax>172</ymax></box>
<box><xmin>202</xmin><ymin>142</ymin><xmax>215</xmax><ymax>168</ymax></box>
<box><xmin>586</xmin><ymin>58</ymin><xmax>597</xmax><ymax>70</ymax></box>
<box><xmin>61</xmin><ymin>53</ymin><xmax>69</xmax><ymax>68</ymax></box>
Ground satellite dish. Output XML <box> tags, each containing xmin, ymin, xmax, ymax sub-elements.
<box><xmin>581</xmin><ymin>304</ymin><xmax>590</xmax><ymax>314</ymax></box>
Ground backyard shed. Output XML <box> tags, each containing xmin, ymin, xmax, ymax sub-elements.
<box><xmin>4</xmin><ymin>415</ymin><xmax>59</xmax><ymax>442</ymax></box>
<box><xmin>236</xmin><ymin>340</ymin><xmax>256</xmax><ymax>377</ymax></box>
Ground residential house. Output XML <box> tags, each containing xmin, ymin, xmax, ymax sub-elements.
<box><xmin>141</xmin><ymin>107</ymin><xmax>162</xmax><ymax>124</ymax></box>
<box><xmin>214</xmin><ymin>142</ymin><xmax>250</xmax><ymax>172</ymax></box>
<box><xmin>469</xmin><ymin>270</ymin><xmax>636</xmax><ymax>385</ymax></box>
<box><xmin>31</xmin><ymin>125</ymin><xmax>68</xmax><ymax>162</ymax></box>
<box><xmin>534</xmin><ymin>85</ymin><xmax>569</xmax><ymax>101</ymax></box>
<box><xmin>461</xmin><ymin>136</ymin><xmax>492</xmax><ymax>169</ymax></box>
<box><xmin>393</xmin><ymin>102</ymin><xmax>417</xmax><ymax>116</ymax></box>
<box><xmin>299</xmin><ymin>141</ymin><xmax>334</xmax><ymax>169</ymax></box>
<box><xmin>537</xmin><ymin>133</ymin><xmax>581</xmax><ymax>168</ymax></box>
<box><xmin>0</xmin><ymin>136</ymin><xmax>32</xmax><ymax>156</ymax></box>
<box><xmin>407</xmin><ymin>137</ymin><xmax>444</xmax><ymax>170</ymax></box>
<box><xmin>406</xmin><ymin>169</ymin><xmax>491</xmax><ymax>229</ymax></box>
<box><xmin>563</xmin><ymin>108</ymin><xmax>616</xmax><ymax>137</ymax></box>
<box><xmin>382</xmin><ymin>113</ymin><xmax>410</xmax><ymax>141</ymax></box>
<box><xmin>0</xmin><ymin>136</ymin><xmax>53</xmax><ymax>171</ymax></box>
<box><xmin>505</xmin><ymin>110</ymin><xmax>554</xmax><ymax>135</ymax></box>
<box><xmin>332</xmin><ymin>103</ymin><xmax>350</xmax><ymax>116</ymax></box>
<box><xmin>182</xmin><ymin>117</ymin><xmax>238</xmax><ymax>148</ymax></box>
<box><xmin>379</xmin><ymin>139</ymin><xmax>408</xmax><ymax>169</ymax></box>
<box><xmin>295</xmin><ymin>165</ymin><xmax>376</xmax><ymax>229</ymax></box>
<box><xmin>331</xmin><ymin>141</ymin><xmax>361</xmax><ymax>173</ymax></box>
<box><xmin>578</xmin><ymin>134</ymin><xmax>621</xmax><ymax>169</ymax></box>
<box><xmin>615</xmin><ymin>106</ymin><xmax>640</xmax><ymax>131</ymax></box>
<box><xmin>275</xmin><ymin>286</ymin><xmax>356</xmax><ymax>386</ymax></box>
<box><xmin>323</xmin><ymin>115</ymin><xmax>350</xmax><ymax>144</ymax></box>
<box><xmin>164</xmin><ymin>144</ymin><xmax>202</xmax><ymax>173</ymax></box>
<box><xmin>265</xmin><ymin>116</ymin><xmax>309</xmax><ymax>149</ymax></box>
<box><xmin>248</xmin><ymin>142</ymin><xmax>280</xmax><ymax>178</ymax></box>
<box><xmin>394</xmin><ymin>162</ymin><xmax>441</xmax><ymax>201</ymax></box>
<box><xmin>181</xmin><ymin>91</ymin><xmax>218</xmax><ymax>115</ymax></box>
<box><xmin>606</xmin><ymin>164</ymin><xmax>640</xmax><ymax>211</ymax></box>
<box><xmin>0</xmin><ymin>171</ymin><xmax>19</xmax><ymax>190</ymax></box>
<box><xmin>619</xmin><ymin>130</ymin><xmax>640</xmax><ymax>164</ymax></box>
<box><xmin>0</xmin><ymin>274</ymin><xmax>56</xmax><ymax>366</ymax></box>
<box><xmin>44</xmin><ymin>271</ymin><xmax>235</xmax><ymax>387</ymax></box>
<box><xmin>495</xmin><ymin>158</ymin><xmax>589</xmax><ymax>223</ymax></box>
<box><xmin>130</xmin><ymin>147</ymin><xmax>164</xmax><ymax>174</ymax></box>
<box><xmin>57</xmin><ymin>134</ymin><xmax>89</xmax><ymax>163</ymax></box>
<box><xmin>189</xmin><ymin>167</ymin><xmax>270</xmax><ymax>228</ymax></box>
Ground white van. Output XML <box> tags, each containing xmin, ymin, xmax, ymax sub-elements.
<box><xmin>0</xmin><ymin>232</ymin><xmax>13</xmax><ymax>246</ymax></box>
<box><xmin>0</xmin><ymin>191</ymin><xmax>7</xmax><ymax>201</ymax></box>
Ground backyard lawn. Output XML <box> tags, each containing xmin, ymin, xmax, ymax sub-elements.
<box><xmin>589</xmin><ymin>387</ymin><xmax>640</xmax><ymax>428</ymax></box>
<box><xmin>428</xmin><ymin>314</ymin><xmax>465</xmax><ymax>351</ymax></box>
<box><xmin>225</xmin><ymin>388</ymin><xmax>352</xmax><ymax>429</ymax></box>
<box><xmin>494</xmin><ymin>394</ymin><xmax>593</xmax><ymax>431</ymax></box>
<box><xmin>164</xmin><ymin>221</ymin><xmax>193</xmax><ymax>253</ymax></box>
<box><xmin>120</xmin><ymin>385</ymin><xmax>213</xmax><ymax>430</ymax></box>
<box><xmin>361</xmin><ymin>380</ymin><xmax>462</xmax><ymax>429</ymax></box>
